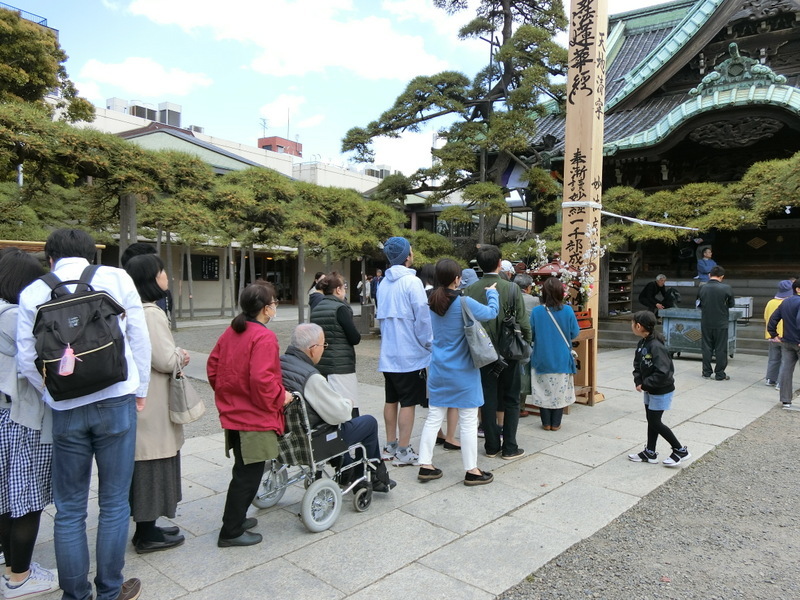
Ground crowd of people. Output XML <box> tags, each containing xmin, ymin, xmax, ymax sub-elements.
<box><xmin>5</xmin><ymin>228</ymin><xmax>797</xmax><ymax>599</ymax></box>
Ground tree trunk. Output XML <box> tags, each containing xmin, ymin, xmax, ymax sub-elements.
<box><xmin>177</xmin><ymin>243</ymin><xmax>185</xmax><ymax>320</ymax></box>
<box><xmin>219</xmin><ymin>247</ymin><xmax>226</xmax><ymax>317</ymax></box>
<box><xmin>297</xmin><ymin>241</ymin><xmax>305</xmax><ymax>323</ymax></box>
<box><xmin>325</xmin><ymin>249</ymin><xmax>332</xmax><ymax>272</ymax></box>
<box><xmin>185</xmin><ymin>245</ymin><xmax>194</xmax><ymax>320</ymax></box>
<box><xmin>229</xmin><ymin>244</ymin><xmax>236</xmax><ymax>316</ymax></box>
<box><xmin>118</xmin><ymin>193</ymin><xmax>137</xmax><ymax>265</ymax></box>
<box><xmin>156</xmin><ymin>224</ymin><xmax>162</xmax><ymax>256</ymax></box>
<box><xmin>166</xmin><ymin>229</ymin><xmax>176</xmax><ymax>331</ymax></box>
<box><xmin>249</xmin><ymin>246</ymin><xmax>256</xmax><ymax>284</ymax></box>
<box><xmin>238</xmin><ymin>246</ymin><xmax>247</xmax><ymax>296</ymax></box>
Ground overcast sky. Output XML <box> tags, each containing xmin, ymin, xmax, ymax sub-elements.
<box><xmin>19</xmin><ymin>0</ymin><xmax>665</xmax><ymax>174</ymax></box>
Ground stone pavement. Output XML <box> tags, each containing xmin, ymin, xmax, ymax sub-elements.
<box><xmin>31</xmin><ymin>337</ymin><xmax>779</xmax><ymax>599</ymax></box>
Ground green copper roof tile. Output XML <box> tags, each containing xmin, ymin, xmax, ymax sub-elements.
<box><xmin>604</xmin><ymin>84</ymin><xmax>800</xmax><ymax>154</ymax></box>
<box><xmin>606</xmin><ymin>0</ymin><xmax>727</xmax><ymax>111</ymax></box>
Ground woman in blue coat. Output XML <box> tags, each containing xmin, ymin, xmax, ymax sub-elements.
<box><xmin>417</xmin><ymin>259</ymin><xmax>499</xmax><ymax>486</ymax></box>
<box><xmin>529</xmin><ymin>277</ymin><xmax>580</xmax><ymax>431</ymax></box>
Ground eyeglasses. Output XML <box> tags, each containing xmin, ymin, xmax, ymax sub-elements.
<box><xmin>270</xmin><ymin>300</ymin><xmax>279</xmax><ymax>307</ymax></box>
<box><xmin>309</xmin><ymin>343</ymin><xmax>328</xmax><ymax>350</ymax></box>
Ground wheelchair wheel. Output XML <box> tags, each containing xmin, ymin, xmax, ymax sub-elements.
<box><xmin>301</xmin><ymin>478</ymin><xmax>342</xmax><ymax>532</ymax></box>
<box><xmin>353</xmin><ymin>484</ymin><xmax>372</xmax><ymax>512</ymax></box>
<box><xmin>251</xmin><ymin>463</ymin><xmax>288</xmax><ymax>509</ymax></box>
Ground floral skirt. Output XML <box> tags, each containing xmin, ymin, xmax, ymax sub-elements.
<box><xmin>531</xmin><ymin>372</ymin><xmax>576</xmax><ymax>410</ymax></box>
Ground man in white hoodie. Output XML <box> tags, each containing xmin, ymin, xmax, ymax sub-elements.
<box><xmin>376</xmin><ymin>237</ymin><xmax>432</xmax><ymax>466</ymax></box>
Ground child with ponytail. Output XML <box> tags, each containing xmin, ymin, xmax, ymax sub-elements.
<box><xmin>628</xmin><ymin>311</ymin><xmax>691</xmax><ymax>467</ymax></box>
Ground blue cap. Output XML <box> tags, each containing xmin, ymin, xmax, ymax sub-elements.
<box><xmin>459</xmin><ymin>268</ymin><xmax>478</xmax><ymax>289</ymax></box>
<box><xmin>384</xmin><ymin>237</ymin><xmax>411</xmax><ymax>266</ymax></box>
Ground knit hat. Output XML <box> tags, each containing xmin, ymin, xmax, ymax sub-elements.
<box><xmin>500</xmin><ymin>260</ymin><xmax>514</xmax><ymax>273</ymax></box>
<box><xmin>514</xmin><ymin>262</ymin><xmax>527</xmax><ymax>273</ymax></box>
<box><xmin>459</xmin><ymin>268</ymin><xmax>478</xmax><ymax>289</ymax></box>
<box><xmin>384</xmin><ymin>237</ymin><xmax>411</xmax><ymax>266</ymax></box>
<box><xmin>775</xmin><ymin>280</ymin><xmax>793</xmax><ymax>299</ymax></box>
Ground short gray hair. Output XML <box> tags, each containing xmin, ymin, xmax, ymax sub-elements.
<box><xmin>291</xmin><ymin>323</ymin><xmax>323</xmax><ymax>350</ymax></box>
<box><xmin>656</xmin><ymin>274</ymin><xmax>667</xmax><ymax>281</ymax></box>
<box><xmin>514</xmin><ymin>274</ymin><xmax>533</xmax><ymax>290</ymax></box>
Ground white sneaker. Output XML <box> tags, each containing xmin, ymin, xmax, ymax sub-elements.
<box><xmin>381</xmin><ymin>441</ymin><xmax>398</xmax><ymax>461</ymax></box>
<box><xmin>4</xmin><ymin>563</ymin><xmax>59</xmax><ymax>599</ymax></box>
<box><xmin>392</xmin><ymin>446</ymin><xmax>419</xmax><ymax>466</ymax></box>
<box><xmin>663</xmin><ymin>447</ymin><xmax>691</xmax><ymax>467</ymax></box>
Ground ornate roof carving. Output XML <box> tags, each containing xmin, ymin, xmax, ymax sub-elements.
<box><xmin>689</xmin><ymin>42</ymin><xmax>787</xmax><ymax>95</ymax></box>
<box><xmin>730</xmin><ymin>0</ymin><xmax>800</xmax><ymax>21</ymax></box>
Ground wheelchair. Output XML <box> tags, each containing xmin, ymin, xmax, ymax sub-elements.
<box><xmin>251</xmin><ymin>394</ymin><xmax>375</xmax><ymax>532</ymax></box>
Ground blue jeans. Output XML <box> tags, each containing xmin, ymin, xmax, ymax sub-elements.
<box><xmin>51</xmin><ymin>395</ymin><xmax>137</xmax><ymax>600</ymax></box>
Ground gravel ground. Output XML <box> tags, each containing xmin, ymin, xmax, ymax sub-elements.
<box><xmin>174</xmin><ymin>319</ymin><xmax>800</xmax><ymax>599</ymax></box>
<box><xmin>500</xmin><ymin>404</ymin><xmax>800</xmax><ymax>600</ymax></box>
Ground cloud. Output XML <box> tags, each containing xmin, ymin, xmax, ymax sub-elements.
<box><xmin>298</xmin><ymin>114</ymin><xmax>325</xmax><ymax>129</ymax></box>
<box><xmin>79</xmin><ymin>57</ymin><xmax>212</xmax><ymax>97</ymax></box>
<box><xmin>127</xmin><ymin>0</ymin><xmax>449</xmax><ymax>80</ymax></box>
<box><xmin>371</xmin><ymin>129</ymin><xmax>438</xmax><ymax>176</ymax></box>
<box><xmin>73</xmin><ymin>80</ymin><xmax>104</xmax><ymax>104</ymax></box>
<box><xmin>258</xmin><ymin>94</ymin><xmax>308</xmax><ymax>129</ymax></box>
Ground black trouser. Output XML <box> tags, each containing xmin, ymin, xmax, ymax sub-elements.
<box><xmin>645</xmin><ymin>408</ymin><xmax>681</xmax><ymax>452</ymax></box>
<box><xmin>480</xmin><ymin>361</ymin><xmax>521</xmax><ymax>455</ymax></box>
<box><xmin>220</xmin><ymin>430</ymin><xmax>264</xmax><ymax>539</ymax></box>
<box><xmin>701</xmin><ymin>326</ymin><xmax>728</xmax><ymax>378</ymax></box>
<box><xmin>0</xmin><ymin>510</ymin><xmax>42</xmax><ymax>574</ymax></box>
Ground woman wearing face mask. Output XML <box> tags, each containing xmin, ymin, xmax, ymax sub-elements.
<box><xmin>124</xmin><ymin>254</ymin><xmax>188</xmax><ymax>554</ymax></box>
<box><xmin>310</xmin><ymin>272</ymin><xmax>361</xmax><ymax>418</ymax></box>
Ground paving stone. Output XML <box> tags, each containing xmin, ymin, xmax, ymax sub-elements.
<box><xmin>348</xmin><ymin>563</ymin><xmax>494</xmax><ymax>600</ymax></box>
<box><xmin>285</xmin><ymin>510</ymin><xmax>457</xmax><ymax>595</ymax></box>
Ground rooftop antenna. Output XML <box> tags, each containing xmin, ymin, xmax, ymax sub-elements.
<box><xmin>259</xmin><ymin>118</ymin><xmax>268</xmax><ymax>137</ymax></box>
<box><xmin>286</xmin><ymin>108</ymin><xmax>290</xmax><ymax>140</ymax></box>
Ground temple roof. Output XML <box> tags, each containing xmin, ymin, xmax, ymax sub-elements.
<box><xmin>538</xmin><ymin>0</ymin><xmax>800</xmax><ymax>158</ymax></box>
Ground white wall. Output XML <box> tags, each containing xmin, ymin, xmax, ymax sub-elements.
<box><xmin>80</xmin><ymin>109</ymin><xmax>294</xmax><ymax>176</ymax></box>
<box><xmin>293</xmin><ymin>162</ymin><xmax>382</xmax><ymax>193</ymax></box>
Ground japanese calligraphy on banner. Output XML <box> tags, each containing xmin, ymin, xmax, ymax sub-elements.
<box><xmin>562</xmin><ymin>0</ymin><xmax>608</xmax><ymax>317</ymax></box>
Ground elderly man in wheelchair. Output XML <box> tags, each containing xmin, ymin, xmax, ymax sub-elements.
<box><xmin>281</xmin><ymin>324</ymin><xmax>396</xmax><ymax>495</ymax></box>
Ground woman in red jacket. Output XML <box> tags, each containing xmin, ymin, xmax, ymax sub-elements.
<box><xmin>207</xmin><ymin>281</ymin><xmax>292</xmax><ymax>547</ymax></box>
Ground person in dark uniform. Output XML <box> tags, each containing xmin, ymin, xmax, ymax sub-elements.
<box><xmin>697</xmin><ymin>266</ymin><xmax>735</xmax><ymax>380</ymax></box>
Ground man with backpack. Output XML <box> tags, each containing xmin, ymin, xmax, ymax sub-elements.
<box><xmin>17</xmin><ymin>229</ymin><xmax>151</xmax><ymax>600</ymax></box>
<box><xmin>464</xmin><ymin>245</ymin><xmax>531</xmax><ymax>460</ymax></box>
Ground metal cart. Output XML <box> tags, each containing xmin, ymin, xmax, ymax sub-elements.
<box><xmin>660</xmin><ymin>308</ymin><xmax>742</xmax><ymax>359</ymax></box>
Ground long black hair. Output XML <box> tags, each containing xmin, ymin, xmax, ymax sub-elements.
<box><xmin>232</xmin><ymin>281</ymin><xmax>276</xmax><ymax>333</ymax></box>
<box><xmin>428</xmin><ymin>259</ymin><xmax>461</xmax><ymax>316</ymax></box>
<box><xmin>0</xmin><ymin>249</ymin><xmax>45</xmax><ymax>304</ymax></box>
<box><xmin>124</xmin><ymin>254</ymin><xmax>167</xmax><ymax>303</ymax></box>
<box><xmin>632</xmin><ymin>310</ymin><xmax>665</xmax><ymax>342</ymax></box>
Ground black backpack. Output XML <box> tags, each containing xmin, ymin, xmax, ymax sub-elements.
<box><xmin>33</xmin><ymin>265</ymin><xmax>128</xmax><ymax>401</ymax></box>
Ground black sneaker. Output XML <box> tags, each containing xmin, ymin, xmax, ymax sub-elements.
<box><xmin>663</xmin><ymin>447</ymin><xmax>691</xmax><ymax>467</ymax></box>
<box><xmin>501</xmin><ymin>448</ymin><xmax>525</xmax><ymax>460</ymax></box>
<box><xmin>628</xmin><ymin>448</ymin><xmax>658</xmax><ymax>463</ymax></box>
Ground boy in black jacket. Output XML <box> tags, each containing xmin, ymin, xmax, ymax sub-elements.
<box><xmin>628</xmin><ymin>311</ymin><xmax>691</xmax><ymax>467</ymax></box>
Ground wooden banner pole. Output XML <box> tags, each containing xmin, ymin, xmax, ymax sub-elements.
<box><xmin>561</xmin><ymin>0</ymin><xmax>608</xmax><ymax>405</ymax></box>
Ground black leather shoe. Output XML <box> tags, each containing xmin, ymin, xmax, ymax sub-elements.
<box><xmin>159</xmin><ymin>525</ymin><xmax>180</xmax><ymax>536</ymax></box>
<box><xmin>218</xmin><ymin>530</ymin><xmax>262</xmax><ymax>547</ymax></box>
<box><xmin>134</xmin><ymin>533</ymin><xmax>185</xmax><ymax>554</ymax></box>
<box><xmin>132</xmin><ymin>525</ymin><xmax>181</xmax><ymax>546</ymax></box>
<box><xmin>372</xmin><ymin>479</ymin><xmax>396</xmax><ymax>493</ymax></box>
